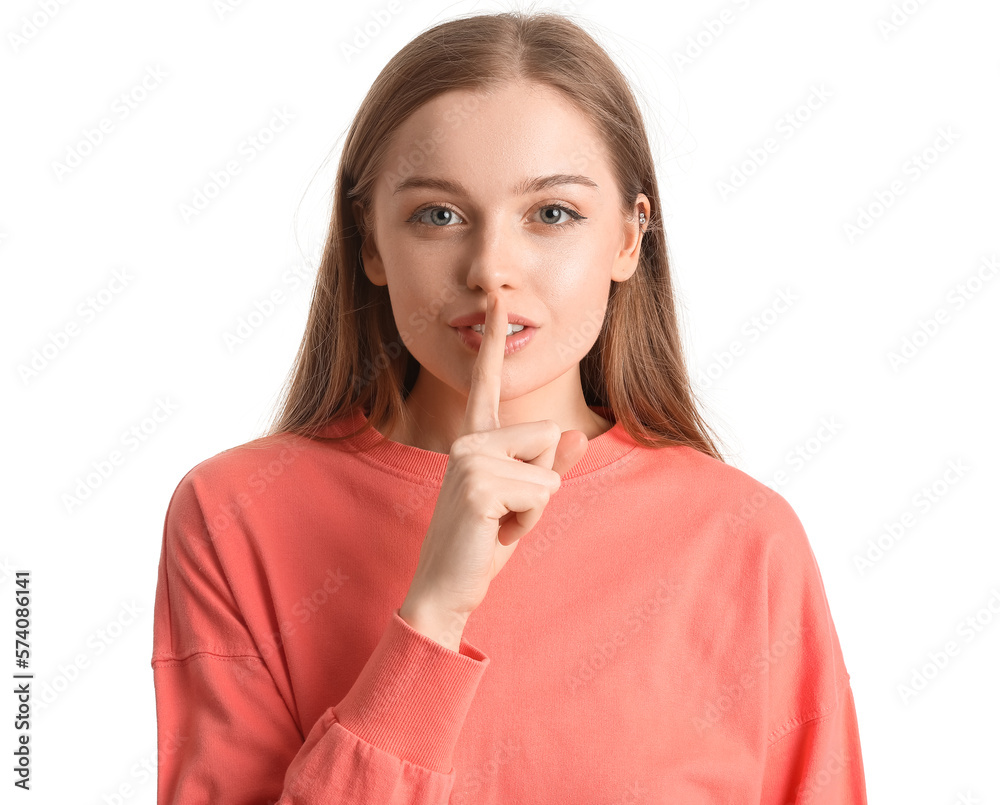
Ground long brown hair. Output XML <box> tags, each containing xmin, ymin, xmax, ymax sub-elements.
<box><xmin>262</xmin><ymin>10</ymin><xmax>728</xmax><ymax>462</ymax></box>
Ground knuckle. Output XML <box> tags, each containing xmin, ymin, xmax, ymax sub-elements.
<box><xmin>459</xmin><ymin>476</ymin><xmax>484</xmax><ymax>507</ymax></box>
<box><xmin>453</xmin><ymin>432</ymin><xmax>484</xmax><ymax>456</ymax></box>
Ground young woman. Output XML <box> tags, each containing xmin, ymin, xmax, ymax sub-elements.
<box><xmin>151</xmin><ymin>11</ymin><xmax>868</xmax><ymax>804</ymax></box>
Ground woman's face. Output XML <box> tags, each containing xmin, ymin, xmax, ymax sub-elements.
<box><xmin>361</xmin><ymin>78</ymin><xmax>648</xmax><ymax>414</ymax></box>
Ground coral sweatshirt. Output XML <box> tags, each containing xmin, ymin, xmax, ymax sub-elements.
<box><xmin>150</xmin><ymin>405</ymin><xmax>868</xmax><ymax>803</ymax></box>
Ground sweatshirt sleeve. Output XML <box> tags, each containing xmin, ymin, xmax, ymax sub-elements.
<box><xmin>753</xmin><ymin>490</ymin><xmax>869</xmax><ymax>804</ymax></box>
<box><xmin>151</xmin><ymin>471</ymin><xmax>490</xmax><ymax>804</ymax></box>
<box><xmin>760</xmin><ymin>677</ymin><xmax>868</xmax><ymax>803</ymax></box>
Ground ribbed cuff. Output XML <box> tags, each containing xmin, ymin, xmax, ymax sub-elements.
<box><xmin>333</xmin><ymin>609</ymin><xmax>489</xmax><ymax>773</ymax></box>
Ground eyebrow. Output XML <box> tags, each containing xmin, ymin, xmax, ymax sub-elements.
<box><xmin>393</xmin><ymin>173</ymin><xmax>600</xmax><ymax>197</ymax></box>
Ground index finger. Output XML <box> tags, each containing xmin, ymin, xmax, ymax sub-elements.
<box><xmin>460</xmin><ymin>290</ymin><xmax>506</xmax><ymax>436</ymax></box>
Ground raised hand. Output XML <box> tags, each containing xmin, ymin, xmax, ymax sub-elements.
<box><xmin>398</xmin><ymin>290</ymin><xmax>589</xmax><ymax>648</ymax></box>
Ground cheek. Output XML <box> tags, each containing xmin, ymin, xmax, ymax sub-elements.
<box><xmin>386</xmin><ymin>268</ymin><xmax>457</xmax><ymax>339</ymax></box>
<box><xmin>548</xmin><ymin>227</ymin><xmax>611</xmax><ymax>270</ymax></box>
<box><xmin>383</xmin><ymin>251</ymin><xmax>431</xmax><ymax>308</ymax></box>
<box><xmin>396</xmin><ymin>247</ymin><xmax>462</xmax><ymax>302</ymax></box>
<box><xmin>543</xmin><ymin>247</ymin><xmax>609</xmax><ymax>301</ymax></box>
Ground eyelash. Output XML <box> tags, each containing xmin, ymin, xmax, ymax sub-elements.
<box><xmin>406</xmin><ymin>202</ymin><xmax>586</xmax><ymax>228</ymax></box>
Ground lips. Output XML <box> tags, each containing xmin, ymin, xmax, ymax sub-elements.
<box><xmin>448</xmin><ymin>310</ymin><xmax>540</xmax><ymax>328</ymax></box>
<box><xmin>454</xmin><ymin>322</ymin><xmax>536</xmax><ymax>354</ymax></box>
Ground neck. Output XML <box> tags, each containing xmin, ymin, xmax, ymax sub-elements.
<box><xmin>382</xmin><ymin>367</ymin><xmax>612</xmax><ymax>453</ymax></box>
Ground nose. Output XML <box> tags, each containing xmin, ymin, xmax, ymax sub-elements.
<box><xmin>462</xmin><ymin>221</ymin><xmax>524</xmax><ymax>295</ymax></box>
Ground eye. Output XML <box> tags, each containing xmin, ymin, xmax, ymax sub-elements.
<box><xmin>537</xmin><ymin>204</ymin><xmax>585</xmax><ymax>226</ymax></box>
<box><xmin>408</xmin><ymin>205</ymin><xmax>464</xmax><ymax>227</ymax></box>
<box><xmin>406</xmin><ymin>203</ymin><xmax>586</xmax><ymax>228</ymax></box>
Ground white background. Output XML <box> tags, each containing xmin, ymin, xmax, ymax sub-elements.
<box><xmin>3</xmin><ymin>0</ymin><xmax>998</xmax><ymax>802</ymax></box>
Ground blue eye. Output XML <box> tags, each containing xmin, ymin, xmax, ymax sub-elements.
<box><xmin>407</xmin><ymin>203</ymin><xmax>585</xmax><ymax>227</ymax></box>
<box><xmin>413</xmin><ymin>206</ymin><xmax>461</xmax><ymax>226</ymax></box>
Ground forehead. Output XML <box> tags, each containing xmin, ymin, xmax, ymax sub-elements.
<box><xmin>380</xmin><ymin>81</ymin><xmax>612</xmax><ymax>195</ymax></box>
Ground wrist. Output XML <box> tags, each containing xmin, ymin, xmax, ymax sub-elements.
<box><xmin>398</xmin><ymin>598</ymin><xmax>469</xmax><ymax>652</ymax></box>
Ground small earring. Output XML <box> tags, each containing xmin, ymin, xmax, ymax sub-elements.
<box><xmin>638</xmin><ymin>211</ymin><xmax>646</xmax><ymax>227</ymax></box>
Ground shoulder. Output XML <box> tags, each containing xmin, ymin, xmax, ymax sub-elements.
<box><xmin>635</xmin><ymin>444</ymin><xmax>818</xmax><ymax>583</ymax></box>
<box><xmin>163</xmin><ymin>429</ymin><xmax>324</xmax><ymax>521</ymax></box>
<box><xmin>652</xmin><ymin>443</ymin><xmax>802</xmax><ymax>534</ymax></box>
<box><xmin>670</xmin><ymin>448</ymin><xmax>851</xmax><ymax>673</ymax></box>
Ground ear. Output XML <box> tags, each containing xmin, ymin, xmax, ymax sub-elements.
<box><xmin>611</xmin><ymin>193</ymin><xmax>650</xmax><ymax>283</ymax></box>
<box><xmin>354</xmin><ymin>201</ymin><xmax>387</xmax><ymax>286</ymax></box>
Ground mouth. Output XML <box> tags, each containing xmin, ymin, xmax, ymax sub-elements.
<box><xmin>470</xmin><ymin>323</ymin><xmax>526</xmax><ymax>336</ymax></box>
<box><xmin>453</xmin><ymin>324</ymin><xmax>537</xmax><ymax>354</ymax></box>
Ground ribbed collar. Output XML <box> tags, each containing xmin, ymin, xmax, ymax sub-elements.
<box><xmin>320</xmin><ymin>405</ymin><xmax>638</xmax><ymax>482</ymax></box>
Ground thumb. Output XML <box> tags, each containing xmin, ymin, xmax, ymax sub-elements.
<box><xmin>552</xmin><ymin>429</ymin><xmax>589</xmax><ymax>477</ymax></box>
